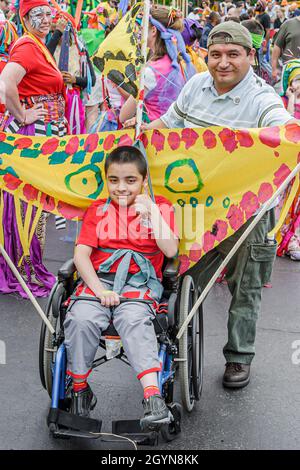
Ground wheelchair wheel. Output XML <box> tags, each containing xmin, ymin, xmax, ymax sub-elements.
<box><xmin>178</xmin><ymin>275</ymin><xmax>203</xmax><ymax>412</ymax></box>
<box><xmin>192</xmin><ymin>291</ymin><xmax>204</xmax><ymax>401</ymax></box>
<box><xmin>39</xmin><ymin>282</ymin><xmax>66</xmax><ymax>398</ymax></box>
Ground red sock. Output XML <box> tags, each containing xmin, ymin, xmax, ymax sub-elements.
<box><xmin>144</xmin><ymin>385</ymin><xmax>160</xmax><ymax>399</ymax></box>
<box><xmin>73</xmin><ymin>380</ymin><xmax>88</xmax><ymax>392</ymax></box>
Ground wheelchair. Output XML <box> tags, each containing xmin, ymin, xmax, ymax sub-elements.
<box><xmin>39</xmin><ymin>257</ymin><xmax>204</xmax><ymax>445</ymax></box>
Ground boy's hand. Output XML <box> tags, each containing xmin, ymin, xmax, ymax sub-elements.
<box><xmin>96</xmin><ymin>289</ymin><xmax>120</xmax><ymax>307</ymax></box>
<box><xmin>133</xmin><ymin>194</ymin><xmax>154</xmax><ymax>218</ymax></box>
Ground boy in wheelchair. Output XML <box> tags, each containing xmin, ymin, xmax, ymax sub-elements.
<box><xmin>64</xmin><ymin>145</ymin><xmax>179</xmax><ymax>430</ymax></box>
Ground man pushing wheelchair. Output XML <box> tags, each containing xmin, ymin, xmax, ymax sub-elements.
<box><xmin>63</xmin><ymin>145</ymin><xmax>179</xmax><ymax>430</ymax></box>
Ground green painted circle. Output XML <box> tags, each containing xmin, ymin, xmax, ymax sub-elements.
<box><xmin>177</xmin><ymin>199</ymin><xmax>186</xmax><ymax>207</ymax></box>
<box><xmin>223</xmin><ymin>197</ymin><xmax>230</xmax><ymax>208</ymax></box>
<box><xmin>206</xmin><ymin>196</ymin><xmax>214</xmax><ymax>207</ymax></box>
<box><xmin>190</xmin><ymin>197</ymin><xmax>198</xmax><ymax>207</ymax></box>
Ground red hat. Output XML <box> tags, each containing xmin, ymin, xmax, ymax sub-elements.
<box><xmin>19</xmin><ymin>0</ymin><xmax>51</xmax><ymax>19</ymax></box>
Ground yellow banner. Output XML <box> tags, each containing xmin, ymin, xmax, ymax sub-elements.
<box><xmin>0</xmin><ymin>124</ymin><xmax>299</xmax><ymax>273</ymax></box>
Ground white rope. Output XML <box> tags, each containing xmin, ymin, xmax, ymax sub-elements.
<box><xmin>176</xmin><ymin>162</ymin><xmax>300</xmax><ymax>340</ymax></box>
<box><xmin>89</xmin><ymin>431</ymin><xmax>138</xmax><ymax>450</ymax></box>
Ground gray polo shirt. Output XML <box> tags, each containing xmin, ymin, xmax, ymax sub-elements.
<box><xmin>160</xmin><ymin>67</ymin><xmax>292</xmax><ymax>129</ymax></box>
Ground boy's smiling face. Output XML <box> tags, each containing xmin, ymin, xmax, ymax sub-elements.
<box><xmin>106</xmin><ymin>163</ymin><xmax>146</xmax><ymax>207</ymax></box>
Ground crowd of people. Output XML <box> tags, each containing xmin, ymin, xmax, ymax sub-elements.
<box><xmin>0</xmin><ymin>0</ymin><xmax>299</xmax><ymax>421</ymax></box>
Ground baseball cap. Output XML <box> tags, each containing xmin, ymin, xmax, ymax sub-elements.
<box><xmin>207</xmin><ymin>21</ymin><xmax>253</xmax><ymax>49</ymax></box>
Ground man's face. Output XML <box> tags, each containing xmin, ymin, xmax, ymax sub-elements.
<box><xmin>208</xmin><ymin>43</ymin><xmax>255</xmax><ymax>93</ymax></box>
<box><xmin>0</xmin><ymin>0</ymin><xmax>10</xmax><ymax>14</ymax></box>
<box><xmin>106</xmin><ymin>163</ymin><xmax>145</xmax><ymax>207</ymax></box>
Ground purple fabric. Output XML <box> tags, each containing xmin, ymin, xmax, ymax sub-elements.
<box><xmin>66</xmin><ymin>88</ymin><xmax>86</xmax><ymax>135</ymax></box>
<box><xmin>0</xmin><ymin>122</ymin><xmax>56</xmax><ymax>298</ymax></box>
<box><xmin>181</xmin><ymin>18</ymin><xmax>203</xmax><ymax>46</ymax></box>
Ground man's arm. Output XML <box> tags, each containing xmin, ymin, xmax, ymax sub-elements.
<box><xmin>143</xmin><ymin>118</ymin><xmax>167</xmax><ymax>130</ymax></box>
<box><xmin>271</xmin><ymin>44</ymin><xmax>282</xmax><ymax>81</ymax></box>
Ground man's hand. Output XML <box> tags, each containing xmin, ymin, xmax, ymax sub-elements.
<box><xmin>62</xmin><ymin>71</ymin><xmax>76</xmax><ymax>85</ymax></box>
<box><xmin>122</xmin><ymin>117</ymin><xmax>136</xmax><ymax>128</ymax></box>
<box><xmin>272</xmin><ymin>67</ymin><xmax>280</xmax><ymax>81</ymax></box>
<box><xmin>96</xmin><ymin>289</ymin><xmax>120</xmax><ymax>307</ymax></box>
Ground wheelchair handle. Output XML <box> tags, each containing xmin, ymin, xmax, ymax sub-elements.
<box><xmin>69</xmin><ymin>295</ymin><xmax>153</xmax><ymax>305</ymax></box>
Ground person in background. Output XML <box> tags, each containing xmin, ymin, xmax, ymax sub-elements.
<box><xmin>247</xmin><ymin>7</ymin><xmax>256</xmax><ymax>18</ymax></box>
<box><xmin>0</xmin><ymin>0</ymin><xmax>10</xmax><ymax>20</ymax></box>
<box><xmin>120</xmin><ymin>5</ymin><xmax>195</xmax><ymax>126</ymax></box>
<box><xmin>0</xmin><ymin>0</ymin><xmax>68</xmax><ymax>297</ymax></box>
<box><xmin>202</xmin><ymin>0</ymin><xmax>212</xmax><ymax>22</ymax></box>
<box><xmin>220</xmin><ymin>0</ymin><xmax>234</xmax><ymax>17</ymax></box>
<box><xmin>188</xmin><ymin>7</ymin><xmax>203</xmax><ymax>21</ymax></box>
<box><xmin>280</xmin><ymin>59</ymin><xmax>300</xmax><ymax>118</ymax></box>
<box><xmin>273</xmin><ymin>7</ymin><xmax>286</xmax><ymax>29</ymax></box>
<box><xmin>266</xmin><ymin>0</ymin><xmax>276</xmax><ymax>27</ymax></box>
<box><xmin>226</xmin><ymin>6</ymin><xmax>241</xmax><ymax>20</ymax></box>
<box><xmin>276</xmin><ymin>59</ymin><xmax>300</xmax><ymax>261</ymax></box>
<box><xmin>200</xmin><ymin>11</ymin><xmax>221</xmax><ymax>48</ymax></box>
<box><xmin>235</xmin><ymin>1</ymin><xmax>246</xmax><ymax>16</ymax></box>
<box><xmin>280</xmin><ymin>0</ymin><xmax>289</xmax><ymax>18</ymax></box>
<box><xmin>47</xmin><ymin>11</ymin><xmax>96</xmax><ymax>134</ymax></box>
<box><xmin>242</xmin><ymin>18</ymin><xmax>274</xmax><ymax>84</ymax></box>
<box><xmin>272</xmin><ymin>13</ymin><xmax>300</xmax><ymax>81</ymax></box>
<box><xmin>255</xmin><ymin>0</ymin><xmax>271</xmax><ymax>61</ymax></box>
<box><xmin>181</xmin><ymin>18</ymin><xmax>208</xmax><ymax>72</ymax></box>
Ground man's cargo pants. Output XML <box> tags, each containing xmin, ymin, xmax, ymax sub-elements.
<box><xmin>186</xmin><ymin>209</ymin><xmax>277</xmax><ymax>365</ymax></box>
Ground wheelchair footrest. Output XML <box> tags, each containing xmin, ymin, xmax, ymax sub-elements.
<box><xmin>48</xmin><ymin>407</ymin><xmax>102</xmax><ymax>434</ymax></box>
<box><xmin>112</xmin><ymin>420</ymin><xmax>158</xmax><ymax>446</ymax></box>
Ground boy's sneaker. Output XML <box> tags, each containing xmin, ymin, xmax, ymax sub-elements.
<box><xmin>70</xmin><ymin>384</ymin><xmax>97</xmax><ymax>418</ymax></box>
<box><xmin>140</xmin><ymin>395</ymin><xmax>171</xmax><ymax>431</ymax></box>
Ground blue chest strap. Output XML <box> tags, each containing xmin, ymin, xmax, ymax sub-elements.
<box><xmin>98</xmin><ymin>247</ymin><xmax>163</xmax><ymax>300</ymax></box>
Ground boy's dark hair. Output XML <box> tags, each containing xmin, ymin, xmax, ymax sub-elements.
<box><xmin>240</xmin><ymin>13</ymin><xmax>250</xmax><ymax>21</ymax></box>
<box><xmin>241</xmin><ymin>19</ymin><xmax>264</xmax><ymax>35</ymax></box>
<box><xmin>105</xmin><ymin>145</ymin><xmax>148</xmax><ymax>179</ymax></box>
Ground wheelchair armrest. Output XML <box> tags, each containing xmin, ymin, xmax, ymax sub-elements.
<box><xmin>57</xmin><ymin>258</ymin><xmax>76</xmax><ymax>282</ymax></box>
<box><xmin>162</xmin><ymin>257</ymin><xmax>181</xmax><ymax>278</ymax></box>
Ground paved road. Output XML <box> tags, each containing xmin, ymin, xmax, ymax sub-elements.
<box><xmin>1</xmin><ymin>217</ymin><xmax>300</xmax><ymax>450</ymax></box>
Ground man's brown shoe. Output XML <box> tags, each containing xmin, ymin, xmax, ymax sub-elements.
<box><xmin>223</xmin><ymin>362</ymin><xmax>250</xmax><ymax>389</ymax></box>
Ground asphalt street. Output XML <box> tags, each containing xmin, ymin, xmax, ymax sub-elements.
<box><xmin>1</xmin><ymin>216</ymin><xmax>300</xmax><ymax>450</ymax></box>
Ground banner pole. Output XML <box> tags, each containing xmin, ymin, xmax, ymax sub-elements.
<box><xmin>135</xmin><ymin>0</ymin><xmax>151</xmax><ymax>139</ymax></box>
<box><xmin>0</xmin><ymin>244</ymin><xmax>55</xmax><ymax>335</ymax></box>
<box><xmin>177</xmin><ymin>163</ymin><xmax>300</xmax><ymax>340</ymax></box>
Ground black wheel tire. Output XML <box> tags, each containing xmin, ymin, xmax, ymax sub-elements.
<box><xmin>39</xmin><ymin>282</ymin><xmax>66</xmax><ymax>397</ymax></box>
<box><xmin>160</xmin><ymin>402</ymin><xmax>182</xmax><ymax>442</ymax></box>
<box><xmin>192</xmin><ymin>297</ymin><xmax>204</xmax><ymax>401</ymax></box>
<box><xmin>178</xmin><ymin>275</ymin><xmax>196</xmax><ymax>412</ymax></box>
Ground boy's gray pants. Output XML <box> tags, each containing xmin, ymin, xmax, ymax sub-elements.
<box><xmin>64</xmin><ymin>282</ymin><xmax>161</xmax><ymax>380</ymax></box>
